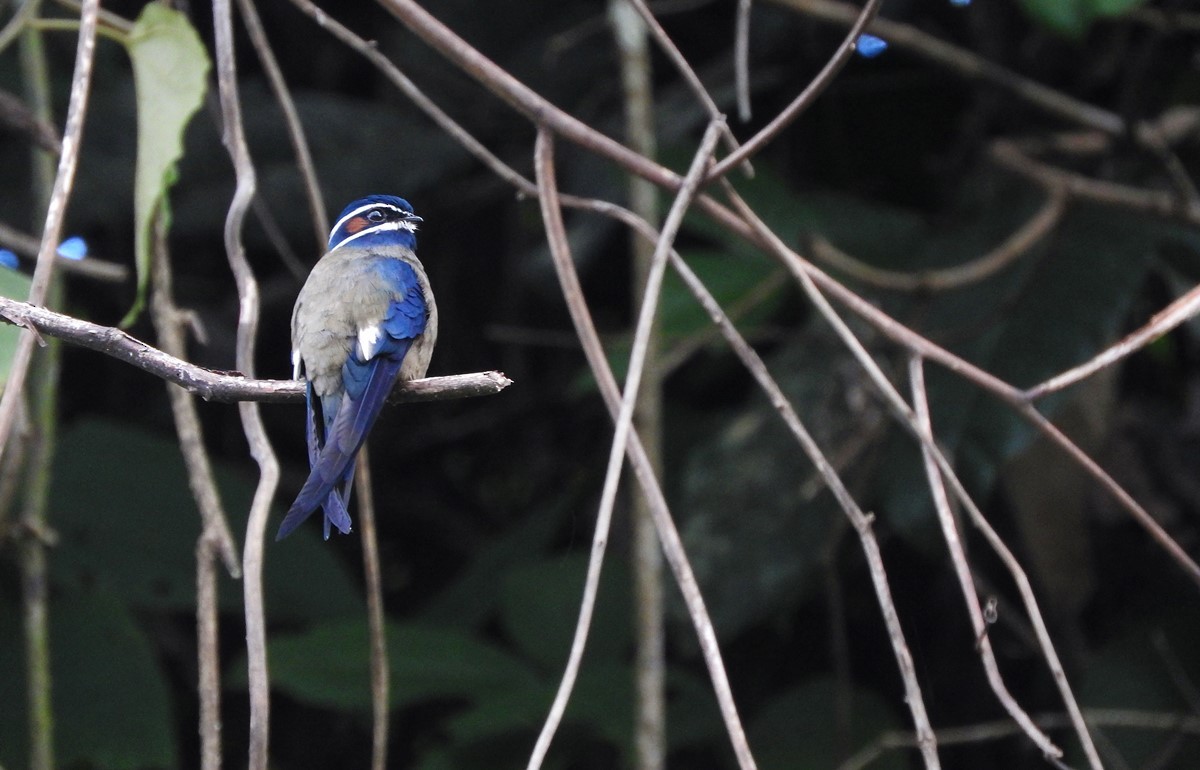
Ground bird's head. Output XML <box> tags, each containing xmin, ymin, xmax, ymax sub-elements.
<box><xmin>327</xmin><ymin>195</ymin><xmax>423</xmax><ymax>252</ymax></box>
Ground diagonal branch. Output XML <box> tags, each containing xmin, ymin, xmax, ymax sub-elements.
<box><xmin>908</xmin><ymin>357</ymin><xmax>1066</xmax><ymax>763</ymax></box>
<box><xmin>0</xmin><ymin>0</ymin><xmax>99</xmax><ymax>466</ymax></box>
<box><xmin>808</xmin><ymin>185</ymin><xmax>1068</xmax><ymax>292</ymax></box>
<box><xmin>1025</xmin><ymin>282</ymin><xmax>1200</xmax><ymax>400</ymax></box>
<box><xmin>533</xmin><ymin>129</ymin><xmax>759</xmax><ymax>770</ymax></box>
<box><xmin>730</xmin><ymin>179</ymin><xmax>1094</xmax><ymax>762</ymax></box>
<box><xmin>770</xmin><ymin>0</ymin><xmax>1125</xmax><ymax>135</ymax></box>
<box><xmin>719</xmin><ymin>180</ymin><xmax>1200</xmax><ymax>588</ymax></box>
<box><xmin>622</xmin><ymin>0</ymin><xmax>750</xmax><ymax>172</ymax></box>
<box><xmin>705</xmin><ymin>0</ymin><xmax>883</xmax><ymax>180</ymax></box>
<box><xmin>665</xmin><ymin>222</ymin><xmax>941</xmax><ymax>769</ymax></box>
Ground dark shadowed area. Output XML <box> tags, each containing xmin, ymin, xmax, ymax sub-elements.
<box><xmin>1</xmin><ymin>0</ymin><xmax>1199</xmax><ymax>768</ymax></box>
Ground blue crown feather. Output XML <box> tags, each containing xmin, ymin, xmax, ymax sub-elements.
<box><xmin>327</xmin><ymin>195</ymin><xmax>422</xmax><ymax>252</ymax></box>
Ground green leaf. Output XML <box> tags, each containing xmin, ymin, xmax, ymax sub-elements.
<box><xmin>120</xmin><ymin>2</ymin><xmax>209</xmax><ymax>326</ymax></box>
<box><xmin>676</xmin><ymin>356</ymin><xmax>839</xmax><ymax>636</ymax></box>
<box><xmin>1088</xmin><ymin>0</ymin><xmax>1147</xmax><ymax>17</ymax></box>
<box><xmin>749</xmin><ymin>679</ymin><xmax>903</xmax><ymax>770</ymax></box>
<box><xmin>0</xmin><ymin>267</ymin><xmax>32</xmax><ymax>387</ymax></box>
<box><xmin>0</xmin><ymin>585</ymin><xmax>177</xmax><ymax>769</ymax></box>
<box><xmin>1075</xmin><ymin>628</ymin><xmax>1200</xmax><ymax>766</ymax></box>
<box><xmin>876</xmin><ymin>203</ymin><xmax>1155</xmax><ymax>538</ymax></box>
<box><xmin>660</xmin><ymin>249</ymin><xmax>784</xmax><ymax>343</ymax></box>
<box><xmin>50</xmin><ymin>418</ymin><xmax>363</xmax><ymax>620</ymax></box>
<box><xmin>421</xmin><ymin>503</ymin><xmax>563</xmax><ymax>628</ymax></box>
<box><xmin>243</xmin><ymin>619</ymin><xmax>541</xmax><ymax>711</ymax></box>
<box><xmin>498</xmin><ymin>554</ymin><xmax>630</xmax><ymax>671</ymax></box>
<box><xmin>1018</xmin><ymin>0</ymin><xmax>1091</xmax><ymax>38</ymax></box>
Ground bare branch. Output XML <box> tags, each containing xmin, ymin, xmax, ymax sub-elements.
<box><xmin>372</xmin><ymin>0</ymin><xmax>761</xmax><ymax>237</ymax></box>
<box><xmin>1025</xmin><ymin>282</ymin><xmax>1200</xmax><ymax>400</ymax></box>
<box><xmin>909</xmin><ymin>357</ymin><xmax>1065</xmax><ymax>762</ymax></box>
<box><xmin>609</xmin><ymin>3</ymin><xmax>668</xmax><ymax>767</ymax></box>
<box><xmin>195</xmin><ymin>535</ymin><xmax>224</xmax><ymax>770</ymax></box>
<box><xmin>532</xmin><ymin>129</ymin><xmax>759</xmax><ymax>770</ymax></box>
<box><xmin>839</xmin><ymin>709</ymin><xmax>1200</xmax><ymax>770</ymax></box>
<box><xmin>991</xmin><ymin>139</ymin><xmax>1200</xmax><ymax>228</ymax></box>
<box><xmin>235</xmin><ymin>0</ymin><xmax>327</xmax><ymax>242</ymax></box>
<box><xmin>0</xmin><ymin>0</ymin><xmax>99</xmax><ymax>466</ymax></box>
<box><xmin>0</xmin><ymin>295</ymin><xmax>509</xmax><ymax>403</ymax></box>
<box><xmin>676</xmin><ymin>192</ymin><xmax>940</xmax><ymax>768</ymax></box>
<box><xmin>211</xmin><ymin>0</ymin><xmax>277</xmax><ymax>766</ymax></box>
<box><xmin>719</xmin><ymin>179</ymin><xmax>1200</xmax><ymax>587</ymax></box>
<box><xmin>150</xmin><ymin>221</ymin><xmax>241</xmax><ymax>576</ymax></box>
<box><xmin>808</xmin><ymin>186</ymin><xmax>1068</xmax><ymax>292</ymax></box>
<box><xmin>150</xmin><ymin>216</ymin><xmax>240</xmax><ymax>770</ymax></box>
<box><xmin>704</xmin><ymin>0</ymin><xmax>883</xmax><ymax>180</ymax></box>
<box><xmin>769</xmin><ymin>0</ymin><xmax>1126</xmax><ymax>135</ymax></box>
<box><xmin>728</xmin><ymin>182</ymin><xmax>1105</xmax><ymax>766</ymax></box>
<box><xmin>734</xmin><ymin>0</ymin><xmax>752</xmax><ymax>122</ymax></box>
<box><xmin>354</xmin><ymin>452</ymin><xmax>390</xmax><ymax>770</ymax></box>
<box><xmin>0</xmin><ymin>219</ymin><xmax>128</xmax><ymax>282</ymax></box>
<box><xmin>622</xmin><ymin>0</ymin><xmax>749</xmax><ymax>171</ymax></box>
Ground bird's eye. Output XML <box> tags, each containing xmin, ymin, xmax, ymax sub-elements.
<box><xmin>366</xmin><ymin>210</ymin><xmax>386</xmax><ymax>223</ymax></box>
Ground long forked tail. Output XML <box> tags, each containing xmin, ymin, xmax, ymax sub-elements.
<box><xmin>276</xmin><ymin>356</ymin><xmax>403</xmax><ymax>540</ymax></box>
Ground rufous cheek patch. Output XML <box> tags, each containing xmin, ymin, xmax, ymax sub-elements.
<box><xmin>345</xmin><ymin>216</ymin><xmax>368</xmax><ymax>234</ymax></box>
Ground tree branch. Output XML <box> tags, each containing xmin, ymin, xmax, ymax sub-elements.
<box><xmin>0</xmin><ymin>295</ymin><xmax>511</xmax><ymax>404</ymax></box>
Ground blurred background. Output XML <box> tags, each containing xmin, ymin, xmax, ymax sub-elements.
<box><xmin>2</xmin><ymin>0</ymin><xmax>1200</xmax><ymax>767</ymax></box>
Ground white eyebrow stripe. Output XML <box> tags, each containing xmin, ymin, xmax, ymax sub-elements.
<box><xmin>328</xmin><ymin>203</ymin><xmax>409</xmax><ymax>240</ymax></box>
<box><xmin>329</xmin><ymin>219</ymin><xmax>419</xmax><ymax>252</ymax></box>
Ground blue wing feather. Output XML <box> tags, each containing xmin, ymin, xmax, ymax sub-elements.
<box><xmin>277</xmin><ymin>260</ymin><xmax>427</xmax><ymax>541</ymax></box>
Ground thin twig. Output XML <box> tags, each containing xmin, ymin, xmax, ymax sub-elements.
<box><xmin>149</xmin><ymin>212</ymin><xmax>240</xmax><ymax>770</ymax></box>
<box><xmin>0</xmin><ymin>219</ymin><xmax>128</xmax><ymax>282</ymax></box>
<box><xmin>713</xmin><ymin>175</ymin><xmax>1200</xmax><ymax>587</ymax></box>
<box><xmin>0</xmin><ymin>0</ymin><xmax>98</xmax><ymax>467</ymax></box>
<box><xmin>704</xmin><ymin>0</ymin><xmax>883</xmax><ymax>180</ymax></box>
<box><xmin>211</xmin><ymin>0</ymin><xmax>277</xmax><ymax>767</ymax></box>
<box><xmin>150</xmin><ymin>217</ymin><xmax>240</xmax><ymax>575</ymax></box>
<box><xmin>15</xmin><ymin>20</ymin><xmax>58</xmax><ymax>770</ymax></box>
<box><xmin>0</xmin><ymin>0</ymin><xmax>39</xmax><ymax>55</ymax></box>
<box><xmin>838</xmin><ymin>709</ymin><xmax>1200</xmax><ymax>770</ymax></box>
<box><xmin>623</xmin><ymin>0</ymin><xmax>750</xmax><ymax>171</ymax></box>
<box><xmin>533</xmin><ymin>129</ymin><xmax>759</xmax><ymax>770</ymax></box>
<box><xmin>808</xmin><ymin>186</ymin><xmax>1067</xmax><ymax>292</ymax></box>
<box><xmin>666</xmin><ymin>224</ymin><xmax>940</xmax><ymax>769</ymax></box>
<box><xmin>991</xmin><ymin>139</ymin><xmax>1200</xmax><ymax>228</ymax></box>
<box><xmin>235</xmin><ymin>0</ymin><xmax>327</xmax><ymax>242</ymax></box>
<box><xmin>731</xmin><ymin>188</ymin><xmax>1102</xmax><ymax>767</ymax></box>
<box><xmin>372</xmin><ymin>0</ymin><xmax>755</xmax><ymax>236</ymax></box>
<box><xmin>195</xmin><ymin>534</ymin><xmax>224</xmax><ymax>770</ymax></box>
<box><xmin>530</xmin><ymin>120</ymin><xmax>725</xmax><ymax>769</ymax></box>
<box><xmin>9</xmin><ymin>9</ymin><xmax>100</xmax><ymax>770</ymax></box>
<box><xmin>908</xmin><ymin>356</ymin><xmax>1063</xmax><ymax>760</ymax></box>
<box><xmin>609</xmin><ymin>3</ymin><xmax>668</xmax><ymax>768</ymax></box>
<box><xmin>287</xmin><ymin>0</ymin><xmax>533</xmax><ymax>195</ymax></box>
<box><xmin>355</xmin><ymin>450</ymin><xmax>390</xmax><ymax>770</ymax></box>
<box><xmin>1025</xmin><ymin>282</ymin><xmax>1200</xmax><ymax>400</ymax></box>
<box><xmin>734</xmin><ymin>0</ymin><xmax>751</xmax><ymax>122</ymax></box>
<box><xmin>0</xmin><ymin>86</ymin><xmax>61</xmax><ymax>153</ymax></box>
<box><xmin>770</xmin><ymin>0</ymin><xmax>1125</xmax><ymax>135</ymax></box>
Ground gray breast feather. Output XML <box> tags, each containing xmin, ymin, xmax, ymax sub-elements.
<box><xmin>291</xmin><ymin>246</ymin><xmax>437</xmax><ymax>398</ymax></box>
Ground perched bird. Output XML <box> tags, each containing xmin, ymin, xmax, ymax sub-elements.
<box><xmin>277</xmin><ymin>195</ymin><xmax>438</xmax><ymax>540</ymax></box>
